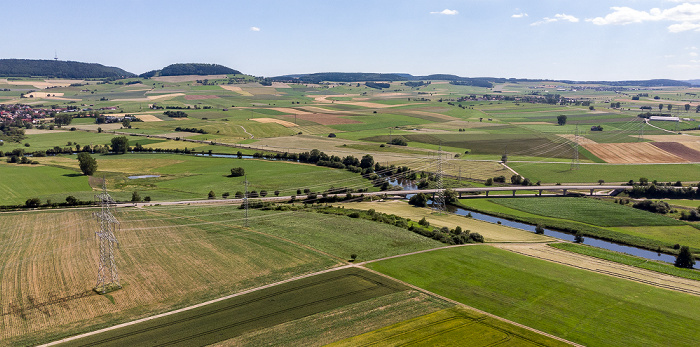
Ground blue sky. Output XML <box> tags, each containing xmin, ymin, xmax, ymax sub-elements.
<box><xmin>2</xmin><ymin>0</ymin><xmax>700</xmax><ymax>80</ymax></box>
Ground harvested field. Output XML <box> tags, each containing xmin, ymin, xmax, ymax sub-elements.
<box><xmin>651</xmin><ymin>142</ymin><xmax>700</xmax><ymax>162</ymax></box>
<box><xmin>422</xmin><ymin>120</ymin><xmax>505</xmax><ymax>131</ymax></box>
<box><xmin>24</xmin><ymin>129</ymin><xmax>68</xmax><ymax>135</ymax></box>
<box><xmin>269</xmin><ymin>107</ymin><xmax>312</xmax><ymax>115</ymax></box>
<box><xmin>558</xmin><ymin>133</ymin><xmax>597</xmax><ymax>145</ymax></box>
<box><xmin>251</xmin><ymin>118</ymin><xmax>298</xmax><ymax>127</ymax></box>
<box><xmin>0</xmin><ymin>208</ymin><xmax>338</xmax><ymax>345</ymax></box>
<box><xmin>494</xmin><ymin>243</ymin><xmax>700</xmax><ymax>296</ymax></box>
<box><xmin>219</xmin><ymin>85</ymin><xmax>253</xmax><ymax>96</ymax></box>
<box><xmin>152</xmin><ymin>75</ymin><xmax>227</xmax><ymax>83</ymax></box>
<box><xmin>338</xmin><ymin>200</ymin><xmax>554</xmax><ymax>243</ymax></box>
<box><xmin>308</xmin><ymin>95</ymin><xmax>410</xmax><ymax>109</ymax></box>
<box><xmin>278</xmin><ymin>113</ymin><xmax>361</xmax><ymax>125</ymax></box>
<box><xmin>270</xmin><ymin>82</ymin><xmax>290</xmax><ymax>88</ymax></box>
<box><xmin>184</xmin><ymin>95</ymin><xmax>219</xmax><ymax>100</ymax></box>
<box><xmin>112</xmin><ymin>93</ymin><xmax>185</xmax><ymax>102</ymax></box>
<box><xmin>24</xmin><ymin>92</ymin><xmax>64</xmax><ymax>98</ymax></box>
<box><xmin>133</xmin><ymin>114</ymin><xmax>163</xmax><ymax>122</ymax></box>
<box><xmin>683</xmin><ymin>141</ymin><xmax>700</xmax><ymax>152</ymax></box>
<box><xmin>583</xmin><ymin>142</ymin><xmax>687</xmax><ymax>163</ymax></box>
<box><xmin>298</xmin><ymin>106</ymin><xmax>343</xmax><ymax>114</ymax></box>
<box><xmin>0</xmin><ymin>79</ymin><xmax>83</xmax><ymax>88</ymax></box>
<box><xmin>643</xmin><ymin>135</ymin><xmax>700</xmax><ymax>142</ymax></box>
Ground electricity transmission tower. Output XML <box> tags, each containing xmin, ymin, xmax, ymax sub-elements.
<box><xmin>93</xmin><ymin>181</ymin><xmax>120</xmax><ymax>294</ymax></box>
<box><xmin>570</xmin><ymin>125</ymin><xmax>580</xmax><ymax>170</ymax></box>
<box><xmin>243</xmin><ymin>175</ymin><xmax>249</xmax><ymax>227</ymax></box>
<box><xmin>433</xmin><ymin>144</ymin><xmax>446</xmax><ymax>213</ymax></box>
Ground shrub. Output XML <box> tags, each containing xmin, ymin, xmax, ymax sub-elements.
<box><xmin>208</xmin><ymin>190</ymin><xmax>215</xmax><ymax>199</ymax></box>
<box><xmin>230</xmin><ymin>167</ymin><xmax>245</xmax><ymax>177</ymax></box>
<box><xmin>25</xmin><ymin>198</ymin><xmax>41</xmax><ymax>208</ymax></box>
<box><xmin>535</xmin><ymin>224</ymin><xmax>545</xmax><ymax>234</ymax></box>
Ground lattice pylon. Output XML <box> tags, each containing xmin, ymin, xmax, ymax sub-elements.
<box><xmin>93</xmin><ymin>180</ymin><xmax>120</xmax><ymax>293</ymax></box>
<box><xmin>570</xmin><ymin>125</ymin><xmax>580</xmax><ymax>170</ymax></box>
<box><xmin>433</xmin><ymin>144</ymin><xmax>446</xmax><ymax>213</ymax></box>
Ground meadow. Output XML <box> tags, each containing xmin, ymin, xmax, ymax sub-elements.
<box><xmin>368</xmin><ymin>245</ymin><xmax>700</xmax><ymax>347</ymax></box>
<box><xmin>509</xmin><ymin>162</ymin><xmax>700</xmax><ymax>183</ymax></box>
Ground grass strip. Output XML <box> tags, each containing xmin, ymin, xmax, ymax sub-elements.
<box><xmin>549</xmin><ymin>243</ymin><xmax>700</xmax><ymax>281</ymax></box>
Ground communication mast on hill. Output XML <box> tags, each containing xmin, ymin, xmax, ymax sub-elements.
<box><xmin>54</xmin><ymin>50</ymin><xmax>58</xmax><ymax>61</ymax></box>
<box><xmin>93</xmin><ymin>179</ymin><xmax>121</xmax><ymax>294</ymax></box>
<box><xmin>433</xmin><ymin>144</ymin><xmax>446</xmax><ymax>213</ymax></box>
<box><xmin>570</xmin><ymin>125</ymin><xmax>580</xmax><ymax>170</ymax></box>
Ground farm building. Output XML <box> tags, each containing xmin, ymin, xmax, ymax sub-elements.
<box><xmin>649</xmin><ymin>116</ymin><xmax>679</xmax><ymax>122</ymax></box>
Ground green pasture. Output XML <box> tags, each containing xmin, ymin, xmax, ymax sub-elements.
<box><xmin>549</xmin><ymin>243</ymin><xmax>700</xmax><ymax>281</ymax></box>
<box><xmin>1</xmin><ymin>130</ymin><xmax>115</xmax><ymax>151</ymax></box>
<box><xmin>330</xmin><ymin>113</ymin><xmax>431</xmax><ymax>132</ymax></box>
<box><xmin>0</xmin><ymin>163</ymin><xmax>91</xmax><ymax>205</ymax></box>
<box><xmin>368</xmin><ymin>245</ymin><xmax>700</xmax><ymax>347</ymax></box>
<box><xmin>455</xmin><ymin>199</ymin><xmax>696</xmax><ymax>254</ymax></box>
<box><xmin>509</xmin><ymin>162</ymin><xmax>700</xmax><ymax>183</ymax></box>
<box><xmin>491</xmin><ymin>197</ymin><xmax>684</xmax><ymax>227</ymax></box>
<box><xmin>607</xmin><ymin>225</ymin><xmax>700</xmax><ymax>250</ymax></box>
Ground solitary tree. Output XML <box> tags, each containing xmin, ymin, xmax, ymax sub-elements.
<box><xmin>230</xmin><ymin>167</ymin><xmax>245</xmax><ymax>177</ymax></box>
<box><xmin>110</xmin><ymin>136</ymin><xmax>129</xmax><ymax>154</ymax></box>
<box><xmin>131</xmin><ymin>191</ymin><xmax>141</xmax><ymax>202</ymax></box>
<box><xmin>659</xmin><ymin>103</ymin><xmax>663</xmax><ymax>111</ymax></box>
<box><xmin>77</xmin><ymin>152</ymin><xmax>97</xmax><ymax>175</ymax></box>
<box><xmin>360</xmin><ymin>154</ymin><xmax>375</xmax><ymax>169</ymax></box>
<box><xmin>574</xmin><ymin>231</ymin><xmax>584</xmax><ymax>243</ymax></box>
<box><xmin>557</xmin><ymin>115</ymin><xmax>567</xmax><ymax>126</ymax></box>
<box><xmin>208</xmin><ymin>190</ymin><xmax>215</xmax><ymax>199</ymax></box>
<box><xmin>675</xmin><ymin>246</ymin><xmax>695</xmax><ymax>269</ymax></box>
<box><xmin>409</xmin><ymin>193</ymin><xmax>428</xmax><ymax>207</ymax></box>
<box><xmin>668</xmin><ymin>104</ymin><xmax>673</xmax><ymax>111</ymax></box>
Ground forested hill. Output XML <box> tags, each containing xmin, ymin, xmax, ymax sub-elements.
<box><xmin>0</xmin><ymin>59</ymin><xmax>135</xmax><ymax>79</ymax></box>
<box><xmin>139</xmin><ymin>63</ymin><xmax>241</xmax><ymax>78</ymax></box>
<box><xmin>271</xmin><ymin>72</ymin><xmax>690</xmax><ymax>87</ymax></box>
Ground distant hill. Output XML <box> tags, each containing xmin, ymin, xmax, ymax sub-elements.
<box><xmin>0</xmin><ymin>59</ymin><xmax>135</xmax><ymax>79</ymax></box>
<box><xmin>140</xmin><ymin>63</ymin><xmax>241</xmax><ymax>78</ymax></box>
<box><xmin>271</xmin><ymin>72</ymin><xmax>690</xmax><ymax>88</ymax></box>
<box><xmin>685</xmin><ymin>79</ymin><xmax>700</xmax><ymax>86</ymax></box>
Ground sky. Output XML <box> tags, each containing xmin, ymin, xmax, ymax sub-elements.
<box><xmin>2</xmin><ymin>0</ymin><xmax>700</xmax><ymax>81</ymax></box>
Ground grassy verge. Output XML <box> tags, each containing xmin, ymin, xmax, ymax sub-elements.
<box><xmin>368</xmin><ymin>245</ymin><xmax>700</xmax><ymax>347</ymax></box>
<box><xmin>549</xmin><ymin>243</ymin><xmax>700</xmax><ymax>280</ymax></box>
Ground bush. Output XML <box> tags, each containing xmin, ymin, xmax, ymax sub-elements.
<box><xmin>131</xmin><ymin>191</ymin><xmax>141</xmax><ymax>202</ymax></box>
<box><xmin>25</xmin><ymin>198</ymin><xmax>41</xmax><ymax>208</ymax></box>
<box><xmin>230</xmin><ymin>167</ymin><xmax>245</xmax><ymax>177</ymax></box>
<box><xmin>208</xmin><ymin>190</ymin><xmax>215</xmax><ymax>199</ymax></box>
<box><xmin>66</xmin><ymin>196</ymin><xmax>79</xmax><ymax>205</ymax></box>
<box><xmin>389</xmin><ymin>137</ymin><xmax>407</xmax><ymax>146</ymax></box>
<box><xmin>535</xmin><ymin>224</ymin><xmax>545</xmax><ymax>234</ymax></box>
<box><xmin>675</xmin><ymin>246</ymin><xmax>695</xmax><ymax>269</ymax></box>
<box><xmin>409</xmin><ymin>193</ymin><xmax>428</xmax><ymax>207</ymax></box>
<box><xmin>418</xmin><ymin>217</ymin><xmax>430</xmax><ymax>227</ymax></box>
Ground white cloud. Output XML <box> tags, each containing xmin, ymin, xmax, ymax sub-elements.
<box><xmin>587</xmin><ymin>3</ymin><xmax>700</xmax><ymax>32</ymax></box>
<box><xmin>691</xmin><ymin>52</ymin><xmax>699</xmax><ymax>56</ymax></box>
<box><xmin>512</xmin><ymin>13</ymin><xmax>528</xmax><ymax>18</ymax></box>
<box><xmin>531</xmin><ymin>13</ymin><xmax>579</xmax><ymax>26</ymax></box>
<box><xmin>431</xmin><ymin>9</ymin><xmax>458</xmax><ymax>15</ymax></box>
<box><xmin>250</xmin><ymin>26</ymin><xmax>260</xmax><ymax>32</ymax></box>
<box><xmin>664</xmin><ymin>54</ymin><xmax>676</xmax><ymax>58</ymax></box>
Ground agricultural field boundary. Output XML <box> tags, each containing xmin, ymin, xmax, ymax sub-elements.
<box><xmin>44</xmin><ymin>265</ymin><xmax>356</xmax><ymax>346</ymax></box>
<box><xmin>494</xmin><ymin>243</ymin><xmax>700</xmax><ymax>296</ymax></box>
<box><xmin>360</xmin><ymin>265</ymin><xmax>582</xmax><ymax>347</ymax></box>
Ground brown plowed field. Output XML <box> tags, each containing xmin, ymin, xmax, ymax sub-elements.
<box><xmin>278</xmin><ymin>113</ymin><xmax>360</xmax><ymax>125</ymax></box>
<box><xmin>251</xmin><ymin>118</ymin><xmax>298</xmax><ymax>127</ymax></box>
<box><xmin>583</xmin><ymin>142</ymin><xmax>688</xmax><ymax>163</ymax></box>
<box><xmin>651</xmin><ymin>142</ymin><xmax>700</xmax><ymax>162</ymax></box>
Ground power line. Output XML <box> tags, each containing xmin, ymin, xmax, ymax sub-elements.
<box><xmin>93</xmin><ymin>180</ymin><xmax>121</xmax><ymax>294</ymax></box>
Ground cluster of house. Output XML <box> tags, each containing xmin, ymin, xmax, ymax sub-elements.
<box><xmin>0</xmin><ymin>104</ymin><xmax>75</xmax><ymax>123</ymax></box>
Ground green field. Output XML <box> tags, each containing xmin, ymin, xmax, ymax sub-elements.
<box><xmin>0</xmin><ymin>153</ymin><xmax>378</xmax><ymax>204</ymax></box>
<box><xmin>549</xmin><ymin>243</ymin><xmax>700</xmax><ymax>281</ymax></box>
<box><xmin>0</xmin><ymin>162</ymin><xmax>91</xmax><ymax>205</ymax></box>
<box><xmin>509</xmin><ymin>162</ymin><xmax>700</xmax><ymax>183</ymax></box>
<box><xmin>491</xmin><ymin>197</ymin><xmax>685</xmax><ymax>227</ymax></box>
<box><xmin>330</xmin><ymin>307</ymin><xmax>569</xmax><ymax>347</ymax></box>
<box><xmin>57</xmin><ymin>268</ymin><xmax>406</xmax><ymax>347</ymax></box>
<box><xmin>456</xmin><ymin>198</ymin><xmax>698</xmax><ymax>254</ymax></box>
<box><xmin>368</xmin><ymin>246</ymin><xmax>700</xmax><ymax>346</ymax></box>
